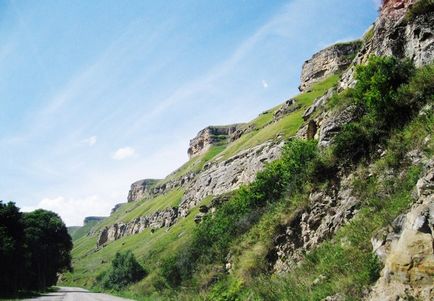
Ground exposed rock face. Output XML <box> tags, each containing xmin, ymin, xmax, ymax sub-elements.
<box><xmin>299</xmin><ymin>41</ymin><xmax>361</xmax><ymax>92</ymax></box>
<box><xmin>127</xmin><ymin>179</ymin><xmax>160</xmax><ymax>202</ymax></box>
<box><xmin>179</xmin><ymin>140</ymin><xmax>284</xmax><ymax>217</ymax></box>
<box><xmin>98</xmin><ymin>140</ymin><xmax>284</xmax><ymax>246</ymax></box>
<box><xmin>270</xmin><ymin>173</ymin><xmax>360</xmax><ymax>272</ymax></box>
<box><xmin>97</xmin><ymin>207</ymin><xmax>179</xmax><ymax>247</ymax></box>
<box><xmin>340</xmin><ymin>0</ymin><xmax>434</xmax><ymax>90</ymax></box>
<box><xmin>367</xmin><ymin>160</ymin><xmax>434</xmax><ymax>301</ymax></box>
<box><xmin>83</xmin><ymin>216</ymin><xmax>105</xmax><ymax>225</ymax></box>
<box><xmin>127</xmin><ymin>174</ymin><xmax>195</xmax><ymax>203</ymax></box>
<box><xmin>318</xmin><ymin>105</ymin><xmax>361</xmax><ymax>147</ymax></box>
<box><xmin>110</xmin><ymin>203</ymin><xmax>125</xmax><ymax>214</ymax></box>
<box><xmin>188</xmin><ymin>125</ymin><xmax>245</xmax><ymax>158</ymax></box>
<box><xmin>273</xmin><ymin>99</ymin><xmax>301</xmax><ymax>122</ymax></box>
<box><xmin>302</xmin><ymin>88</ymin><xmax>336</xmax><ymax>121</ymax></box>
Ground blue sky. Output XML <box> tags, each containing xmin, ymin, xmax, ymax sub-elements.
<box><xmin>0</xmin><ymin>0</ymin><xmax>379</xmax><ymax>226</ymax></box>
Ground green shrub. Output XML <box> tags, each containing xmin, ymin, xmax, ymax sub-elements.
<box><xmin>333</xmin><ymin>57</ymin><xmax>434</xmax><ymax>165</ymax></box>
<box><xmin>406</xmin><ymin>0</ymin><xmax>434</xmax><ymax>21</ymax></box>
<box><xmin>100</xmin><ymin>250</ymin><xmax>147</xmax><ymax>290</ymax></box>
<box><xmin>161</xmin><ymin>139</ymin><xmax>319</xmax><ymax>287</ymax></box>
<box><xmin>354</xmin><ymin>56</ymin><xmax>415</xmax><ymax>123</ymax></box>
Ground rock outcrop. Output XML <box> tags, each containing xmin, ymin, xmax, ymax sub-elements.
<box><xmin>340</xmin><ymin>0</ymin><xmax>434</xmax><ymax>90</ymax></box>
<box><xmin>98</xmin><ymin>139</ymin><xmax>284</xmax><ymax>246</ymax></box>
<box><xmin>188</xmin><ymin>125</ymin><xmax>245</xmax><ymax>158</ymax></box>
<box><xmin>179</xmin><ymin>140</ymin><xmax>284</xmax><ymax>217</ymax></box>
<box><xmin>127</xmin><ymin>174</ymin><xmax>195</xmax><ymax>203</ymax></box>
<box><xmin>299</xmin><ymin>41</ymin><xmax>361</xmax><ymax>92</ymax></box>
<box><xmin>367</xmin><ymin>159</ymin><xmax>434</xmax><ymax>301</ymax></box>
<box><xmin>97</xmin><ymin>207</ymin><xmax>179</xmax><ymax>247</ymax></box>
<box><xmin>270</xmin><ymin>173</ymin><xmax>360</xmax><ymax>272</ymax></box>
<box><xmin>127</xmin><ymin>179</ymin><xmax>160</xmax><ymax>202</ymax></box>
<box><xmin>273</xmin><ymin>99</ymin><xmax>301</xmax><ymax>122</ymax></box>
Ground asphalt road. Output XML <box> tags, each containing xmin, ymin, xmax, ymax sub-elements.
<box><xmin>22</xmin><ymin>287</ymin><xmax>134</xmax><ymax>301</ymax></box>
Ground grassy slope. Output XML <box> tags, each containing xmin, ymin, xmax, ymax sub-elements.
<box><xmin>62</xmin><ymin>74</ymin><xmax>340</xmax><ymax>295</ymax></box>
<box><xmin>69</xmin><ymin>220</ymin><xmax>100</xmax><ymax>241</ymax></box>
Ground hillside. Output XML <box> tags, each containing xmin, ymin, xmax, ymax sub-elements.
<box><xmin>61</xmin><ymin>1</ymin><xmax>434</xmax><ymax>300</ymax></box>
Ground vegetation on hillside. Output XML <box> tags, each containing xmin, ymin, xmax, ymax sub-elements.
<box><xmin>63</xmin><ymin>57</ymin><xmax>433</xmax><ymax>300</ymax></box>
<box><xmin>157</xmin><ymin>57</ymin><xmax>433</xmax><ymax>299</ymax></box>
<box><xmin>0</xmin><ymin>203</ymin><xmax>72</xmax><ymax>296</ymax></box>
<box><xmin>98</xmin><ymin>250</ymin><xmax>147</xmax><ymax>290</ymax></box>
<box><xmin>406</xmin><ymin>0</ymin><xmax>434</xmax><ymax>21</ymax></box>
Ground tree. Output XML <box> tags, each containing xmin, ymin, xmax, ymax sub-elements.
<box><xmin>100</xmin><ymin>250</ymin><xmax>147</xmax><ymax>290</ymax></box>
<box><xmin>0</xmin><ymin>201</ymin><xmax>25</xmax><ymax>294</ymax></box>
<box><xmin>22</xmin><ymin>209</ymin><xmax>72</xmax><ymax>290</ymax></box>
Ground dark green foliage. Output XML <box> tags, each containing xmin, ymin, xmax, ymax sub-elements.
<box><xmin>161</xmin><ymin>140</ymin><xmax>319</xmax><ymax>287</ymax></box>
<box><xmin>406</xmin><ymin>0</ymin><xmax>434</xmax><ymax>21</ymax></box>
<box><xmin>353</xmin><ymin>56</ymin><xmax>415</xmax><ymax>124</ymax></box>
<box><xmin>0</xmin><ymin>202</ymin><xmax>25</xmax><ymax>294</ymax></box>
<box><xmin>0</xmin><ymin>203</ymin><xmax>72</xmax><ymax>295</ymax></box>
<box><xmin>23</xmin><ymin>209</ymin><xmax>73</xmax><ymax>290</ymax></box>
<box><xmin>100</xmin><ymin>250</ymin><xmax>147</xmax><ymax>290</ymax></box>
<box><xmin>333</xmin><ymin>56</ymin><xmax>432</xmax><ymax>164</ymax></box>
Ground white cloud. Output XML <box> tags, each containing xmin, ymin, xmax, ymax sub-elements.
<box><xmin>112</xmin><ymin>146</ymin><xmax>136</xmax><ymax>160</ymax></box>
<box><xmin>21</xmin><ymin>195</ymin><xmax>114</xmax><ymax>226</ymax></box>
<box><xmin>262</xmin><ymin>80</ymin><xmax>269</xmax><ymax>88</ymax></box>
<box><xmin>82</xmin><ymin>135</ymin><xmax>97</xmax><ymax>146</ymax></box>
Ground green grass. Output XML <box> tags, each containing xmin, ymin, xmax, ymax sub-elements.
<box><xmin>64</xmin><ymin>73</ymin><xmax>341</xmax><ymax>298</ymax></box>
<box><xmin>218</xmin><ymin>74</ymin><xmax>340</xmax><ymax>160</ymax></box>
<box><xmin>61</xmin><ymin>204</ymin><xmax>203</xmax><ymax>299</ymax></box>
<box><xmin>69</xmin><ymin>220</ymin><xmax>100</xmax><ymax>241</ymax></box>
<box><xmin>90</xmin><ymin>189</ymin><xmax>185</xmax><ymax>234</ymax></box>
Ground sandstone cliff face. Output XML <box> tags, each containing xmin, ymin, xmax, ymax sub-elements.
<box><xmin>97</xmin><ymin>207</ymin><xmax>179</xmax><ymax>247</ymax></box>
<box><xmin>97</xmin><ymin>139</ymin><xmax>284</xmax><ymax>246</ymax></box>
<box><xmin>367</xmin><ymin>159</ymin><xmax>434</xmax><ymax>301</ymax></box>
<box><xmin>179</xmin><ymin>140</ymin><xmax>284</xmax><ymax>217</ymax></box>
<box><xmin>299</xmin><ymin>41</ymin><xmax>361</xmax><ymax>92</ymax></box>
<box><xmin>188</xmin><ymin>125</ymin><xmax>245</xmax><ymax>158</ymax></box>
<box><xmin>270</xmin><ymin>172</ymin><xmax>360</xmax><ymax>272</ymax></box>
<box><xmin>340</xmin><ymin>0</ymin><xmax>434</xmax><ymax>89</ymax></box>
<box><xmin>127</xmin><ymin>179</ymin><xmax>160</xmax><ymax>202</ymax></box>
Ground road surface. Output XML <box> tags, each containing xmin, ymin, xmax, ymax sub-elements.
<box><xmin>22</xmin><ymin>287</ymin><xmax>134</xmax><ymax>301</ymax></box>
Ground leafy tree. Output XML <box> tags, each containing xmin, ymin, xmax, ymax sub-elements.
<box><xmin>100</xmin><ymin>250</ymin><xmax>147</xmax><ymax>290</ymax></box>
<box><xmin>22</xmin><ymin>209</ymin><xmax>72</xmax><ymax>290</ymax></box>
<box><xmin>354</xmin><ymin>55</ymin><xmax>415</xmax><ymax>125</ymax></box>
<box><xmin>0</xmin><ymin>201</ymin><xmax>25</xmax><ymax>294</ymax></box>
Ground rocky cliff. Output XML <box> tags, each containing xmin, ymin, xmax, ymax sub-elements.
<box><xmin>127</xmin><ymin>179</ymin><xmax>160</xmax><ymax>202</ymax></box>
<box><xmin>368</xmin><ymin>159</ymin><xmax>433</xmax><ymax>301</ymax></box>
<box><xmin>68</xmin><ymin>2</ymin><xmax>434</xmax><ymax>299</ymax></box>
<box><xmin>188</xmin><ymin>124</ymin><xmax>246</xmax><ymax>158</ymax></box>
<box><xmin>299</xmin><ymin>41</ymin><xmax>361</xmax><ymax>92</ymax></box>
<box><xmin>340</xmin><ymin>0</ymin><xmax>434</xmax><ymax>89</ymax></box>
<box><xmin>97</xmin><ymin>139</ymin><xmax>283</xmax><ymax>246</ymax></box>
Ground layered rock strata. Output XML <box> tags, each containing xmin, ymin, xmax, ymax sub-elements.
<box><xmin>178</xmin><ymin>140</ymin><xmax>284</xmax><ymax>217</ymax></box>
<box><xmin>340</xmin><ymin>0</ymin><xmax>434</xmax><ymax>89</ymax></box>
<box><xmin>269</xmin><ymin>173</ymin><xmax>360</xmax><ymax>272</ymax></box>
<box><xmin>299</xmin><ymin>41</ymin><xmax>361</xmax><ymax>92</ymax></box>
<box><xmin>367</xmin><ymin>159</ymin><xmax>434</xmax><ymax>301</ymax></box>
<box><xmin>97</xmin><ymin>140</ymin><xmax>284</xmax><ymax>246</ymax></box>
<box><xmin>188</xmin><ymin>125</ymin><xmax>245</xmax><ymax>158</ymax></box>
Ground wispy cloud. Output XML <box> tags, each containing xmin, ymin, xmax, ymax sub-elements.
<box><xmin>112</xmin><ymin>147</ymin><xmax>136</xmax><ymax>160</ymax></box>
<box><xmin>82</xmin><ymin>136</ymin><xmax>97</xmax><ymax>146</ymax></box>
<box><xmin>262</xmin><ymin>80</ymin><xmax>269</xmax><ymax>88</ymax></box>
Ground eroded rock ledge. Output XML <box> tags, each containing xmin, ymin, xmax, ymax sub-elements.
<box><xmin>299</xmin><ymin>41</ymin><xmax>361</xmax><ymax>92</ymax></box>
<box><xmin>367</xmin><ymin>159</ymin><xmax>434</xmax><ymax>301</ymax></box>
<box><xmin>97</xmin><ymin>139</ymin><xmax>284</xmax><ymax>247</ymax></box>
<box><xmin>188</xmin><ymin>125</ymin><xmax>246</xmax><ymax>158</ymax></box>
